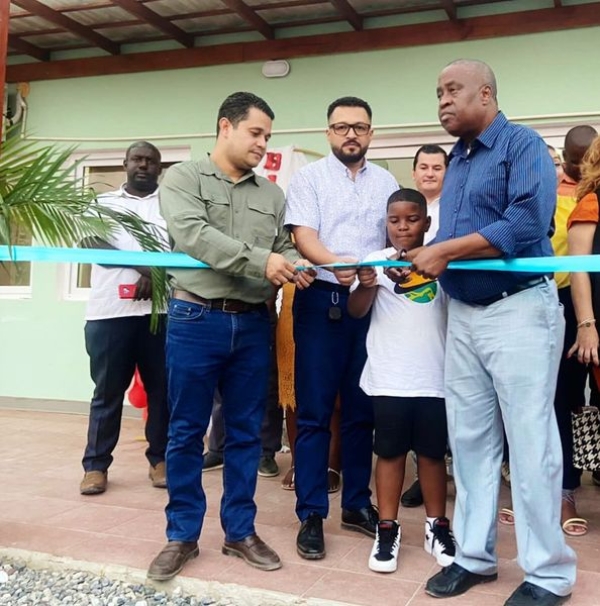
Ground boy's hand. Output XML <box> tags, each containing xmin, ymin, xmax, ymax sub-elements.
<box><xmin>383</xmin><ymin>249</ymin><xmax>411</xmax><ymax>285</ymax></box>
<box><xmin>357</xmin><ymin>266</ymin><xmax>377</xmax><ymax>288</ymax></box>
<box><xmin>384</xmin><ymin>266</ymin><xmax>411</xmax><ymax>285</ymax></box>
<box><xmin>332</xmin><ymin>256</ymin><xmax>359</xmax><ymax>286</ymax></box>
<box><xmin>292</xmin><ymin>260</ymin><xmax>317</xmax><ymax>290</ymax></box>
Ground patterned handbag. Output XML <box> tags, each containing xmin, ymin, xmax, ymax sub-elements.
<box><xmin>572</xmin><ymin>406</ymin><xmax>600</xmax><ymax>471</ymax></box>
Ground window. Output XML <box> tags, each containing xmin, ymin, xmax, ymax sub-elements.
<box><xmin>368</xmin><ymin>121</ymin><xmax>600</xmax><ymax>186</ymax></box>
<box><xmin>62</xmin><ymin>147</ymin><xmax>190</xmax><ymax>300</ymax></box>
<box><xmin>0</xmin><ymin>221</ymin><xmax>33</xmax><ymax>297</ymax></box>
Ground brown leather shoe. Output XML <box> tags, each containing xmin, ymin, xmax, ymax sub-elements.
<box><xmin>222</xmin><ymin>534</ymin><xmax>281</xmax><ymax>571</ymax></box>
<box><xmin>80</xmin><ymin>471</ymin><xmax>107</xmax><ymax>495</ymax></box>
<box><xmin>149</xmin><ymin>462</ymin><xmax>167</xmax><ymax>489</ymax></box>
<box><xmin>147</xmin><ymin>541</ymin><xmax>199</xmax><ymax>581</ymax></box>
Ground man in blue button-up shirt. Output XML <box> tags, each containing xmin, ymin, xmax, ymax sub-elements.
<box><xmin>409</xmin><ymin>60</ymin><xmax>576</xmax><ymax>606</ymax></box>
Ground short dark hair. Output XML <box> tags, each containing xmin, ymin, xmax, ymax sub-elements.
<box><xmin>125</xmin><ymin>141</ymin><xmax>161</xmax><ymax>162</ymax></box>
<box><xmin>412</xmin><ymin>145</ymin><xmax>448</xmax><ymax>170</ymax></box>
<box><xmin>327</xmin><ymin>96</ymin><xmax>372</xmax><ymax>121</ymax></box>
<box><xmin>387</xmin><ymin>188</ymin><xmax>427</xmax><ymax>211</ymax></box>
<box><xmin>216</xmin><ymin>92</ymin><xmax>275</xmax><ymax>135</ymax></box>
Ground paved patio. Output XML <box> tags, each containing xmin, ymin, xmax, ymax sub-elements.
<box><xmin>0</xmin><ymin>404</ymin><xmax>599</xmax><ymax>605</ymax></box>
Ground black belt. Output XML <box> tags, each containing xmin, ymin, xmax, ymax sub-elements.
<box><xmin>173</xmin><ymin>290</ymin><xmax>265</xmax><ymax>313</ymax></box>
<box><xmin>469</xmin><ymin>276</ymin><xmax>549</xmax><ymax>307</ymax></box>
<box><xmin>310</xmin><ymin>279</ymin><xmax>350</xmax><ymax>294</ymax></box>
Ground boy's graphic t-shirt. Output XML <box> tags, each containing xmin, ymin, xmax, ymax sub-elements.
<box><xmin>351</xmin><ymin>247</ymin><xmax>448</xmax><ymax>398</ymax></box>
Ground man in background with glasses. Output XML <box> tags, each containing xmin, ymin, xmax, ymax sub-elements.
<box><xmin>285</xmin><ymin>96</ymin><xmax>398</xmax><ymax>560</ymax></box>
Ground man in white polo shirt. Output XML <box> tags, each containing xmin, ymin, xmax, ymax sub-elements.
<box><xmin>80</xmin><ymin>141</ymin><xmax>170</xmax><ymax>496</ymax></box>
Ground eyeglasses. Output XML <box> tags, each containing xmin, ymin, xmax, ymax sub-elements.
<box><xmin>328</xmin><ymin>122</ymin><xmax>371</xmax><ymax>136</ymax></box>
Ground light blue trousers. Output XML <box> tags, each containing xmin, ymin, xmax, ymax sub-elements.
<box><xmin>446</xmin><ymin>280</ymin><xmax>576</xmax><ymax>597</ymax></box>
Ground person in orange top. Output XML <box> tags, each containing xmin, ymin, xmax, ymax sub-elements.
<box><xmin>567</xmin><ymin>133</ymin><xmax>600</xmax><ymax>492</ymax></box>
<box><xmin>550</xmin><ymin>125</ymin><xmax>597</xmax><ymax>536</ymax></box>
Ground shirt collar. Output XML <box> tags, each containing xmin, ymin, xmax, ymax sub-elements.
<box><xmin>118</xmin><ymin>184</ymin><xmax>159</xmax><ymax>199</ymax></box>
<box><xmin>326</xmin><ymin>152</ymin><xmax>369</xmax><ymax>177</ymax></box>
<box><xmin>200</xmin><ymin>154</ymin><xmax>258</xmax><ymax>186</ymax></box>
<box><xmin>450</xmin><ymin>111</ymin><xmax>507</xmax><ymax>159</ymax></box>
<box><xmin>559</xmin><ymin>173</ymin><xmax>577</xmax><ymax>187</ymax></box>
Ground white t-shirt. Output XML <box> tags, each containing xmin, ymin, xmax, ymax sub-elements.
<box><xmin>425</xmin><ymin>197</ymin><xmax>440</xmax><ymax>245</ymax></box>
<box><xmin>85</xmin><ymin>186</ymin><xmax>168</xmax><ymax>321</ymax></box>
<box><xmin>352</xmin><ymin>247</ymin><xmax>448</xmax><ymax>398</ymax></box>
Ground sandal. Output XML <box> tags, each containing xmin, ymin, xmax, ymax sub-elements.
<box><xmin>561</xmin><ymin>491</ymin><xmax>587</xmax><ymax>536</ymax></box>
<box><xmin>328</xmin><ymin>468</ymin><xmax>341</xmax><ymax>494</ymax></box>
<box><xmin>281</xmin><ymin>467</ymin><xmax>295</xmax><ymax>491</ymax></box>
<box><xmin>498</xmin><ymin>507</ymin><xmax>515</xmax><ymax>526</ymax></box>
<box><xmin>562</xmin><ymin>517</ymin><xmax>588</xmax><ymax>537</ymax></box>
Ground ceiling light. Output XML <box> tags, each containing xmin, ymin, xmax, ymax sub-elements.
<box><xmin>262</xmin><ymin>60</ymin><xmax>290</xmax><ymax>78</ymax></box>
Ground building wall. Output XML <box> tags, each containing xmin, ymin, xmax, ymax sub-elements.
<box><xmin>2</xmin><ymin>27</ymin><xmax>600</xmax><ymax>401</ymax></box>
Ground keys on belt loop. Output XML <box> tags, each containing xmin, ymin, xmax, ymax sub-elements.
<box><xmin>328</xmin><ymin>291</ymin><xmax>342</xmax><ymax>321</ymax></box>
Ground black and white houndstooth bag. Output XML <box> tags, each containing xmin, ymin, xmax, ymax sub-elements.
<box><xmin>572</xmin><ymin>406</ymin><xmax>600</xmax><ymax>471</ymax></box>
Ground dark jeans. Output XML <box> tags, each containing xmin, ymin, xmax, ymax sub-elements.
<box><xmin>82</xmin><ymin>315</ymin><xmax>168</xmax><ymax>472</ymax></box>
<box><xmin>293</xmin><ymin>283</ymin><xmax>374</xmax><ymax>521</ymax></box>
<box><xmin>208</xmin><ymin>308</ymin><xmax>282</xmax><ymax>458</ymax></box>
<box><xmin>164</xmin><ymin>299</ymin><xmax>271</xmax><ymax>543</ymax></box>
<box><xmin>555</xmin><ymin>286</ymin><xmax>586</xmax><ymax>491</ymax></box>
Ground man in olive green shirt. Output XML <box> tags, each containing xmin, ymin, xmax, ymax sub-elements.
<box><xmin>148</xmin><ymin>92</ymin><xmax>314</xmax><ymax>581</ymax></box>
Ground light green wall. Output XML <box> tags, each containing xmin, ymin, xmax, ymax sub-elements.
<box><xmin>2</xmin><ymin>26</ymin><xmax>600</xmax><ymax>401</ymax></box>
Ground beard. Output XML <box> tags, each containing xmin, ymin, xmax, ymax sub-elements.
<box><xmin>331</xmin><ymin>141</ymin><xmax>368</xmax><ymax>166</ymax></box>
<box><xmin>130</xmin><ymin>175</ymin><xmax>158</xmax><ymax>193</ymax></box>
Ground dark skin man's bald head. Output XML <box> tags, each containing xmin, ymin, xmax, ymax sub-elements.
<box><xmin>563</xmin><ymin>125</ymin><xmax>598</xmax><ymax>181</ymax></box>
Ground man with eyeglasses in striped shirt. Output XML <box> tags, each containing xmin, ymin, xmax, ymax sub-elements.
<box><xmin>285</xmin><ymin>96</ymin><xmax>398</xmax><ymax>561</ymax></box>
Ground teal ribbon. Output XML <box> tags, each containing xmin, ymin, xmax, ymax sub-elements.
<box><xmin>2</xmin><ymin>245</ymin><xmax>600</xmax><ymax>272</ymax></box>
<box><xmin>0</xmin><ymin>245</ymin><xmax>209</xmax><ymax>268</ymax></box>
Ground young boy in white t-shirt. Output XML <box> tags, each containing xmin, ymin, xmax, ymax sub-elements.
<box><xmin>348</xmin><ymin>188</ymin><xmax>455</xmax><ymax>573</ymax></box>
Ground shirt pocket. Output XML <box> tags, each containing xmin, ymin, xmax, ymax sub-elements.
<box><xmin>204</xmin><ymin>194</ymin><xmax>231</xmax><ymax>229</ymax></box>
<box><xmin>472</xmin><ymin>161</ymin><xmax>510</xmax><ymax>219</ymax></box>
<box><xmin>247</xmin><ymin>199</ymin><xmax>277</xmax><ymax>248</ymax></box>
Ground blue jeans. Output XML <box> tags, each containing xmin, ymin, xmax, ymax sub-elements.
<box><xmin>164</xmin><ymin>299</ymin><xmax>271</xmax><ymax>543</ymax></box>
<box><xmin>446</xmin><ymin>280</ymin><xmax>576</xmax><ymax>596</ymax></box>
<box><xmin>293</xmin><ymin>283</ymin><xmax>373</xmax><ymax>521</ymax></box>
<box><xmin>208</xmin><ymin>308</ymin><xmax>283</xmax><ymax>458</ymax></box>
<box><xmin>83</xmin><ymin>315</ymin><xmax>168</xmax><ymax>471</ymax></box>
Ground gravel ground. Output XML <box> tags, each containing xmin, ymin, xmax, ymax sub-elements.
<box><xmin>0</xmin><ymin>557</ymin><xmax>221</xmax><ymax>606</ymax></box>
<box><xmin>0</xmin><ymin>555</ymin><xmax>312</xmax><ymax>606</ymax></box>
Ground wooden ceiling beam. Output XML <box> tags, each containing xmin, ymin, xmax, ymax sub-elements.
<box><xmin>7</xmin><ymin>3</ymin><xmax>600</xmax><ymax>82</ymax></box>
<box><xmin>220</xmin><ymin>0</ymin><xmax>274</xmax><ymax>39</ymax></box>
<box><xmin>329</xmin><ymin>0</ymin><xmax>362</xmax><ymax>30</ymax></box>
<box><xmin>7</xmin><ymin>33</ymin><xmax>49</xmax><ymax>61</ymax></box>
<box><xmin>108</xmin><ymin>0</ymin><xmax>195</xmax><ymax>48</ymax></box>
<box><xmin>440</xmin><ymin>0</ymin><xmax>458</xmax><ymax>22</ymax></box>
<box><xmin>11</xmin><ymin>0</ymin><xmax>120</xmax><ymax>55</ymax></box>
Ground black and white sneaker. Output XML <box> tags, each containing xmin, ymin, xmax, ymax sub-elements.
<box><xmin>368</xmin><ymin>520</ymin><xmax>401</xmax><ymax>573</ymax></box>
<box><xmin>424</xmin><ymin>517</ymin><xmax>456</xmax><ymax>567</ymax></box>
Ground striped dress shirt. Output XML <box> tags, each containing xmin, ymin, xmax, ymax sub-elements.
<box><xmin>437</xmin><ymin>112</ymin><xmax>556</xmax><ymax>302</ymax></box>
